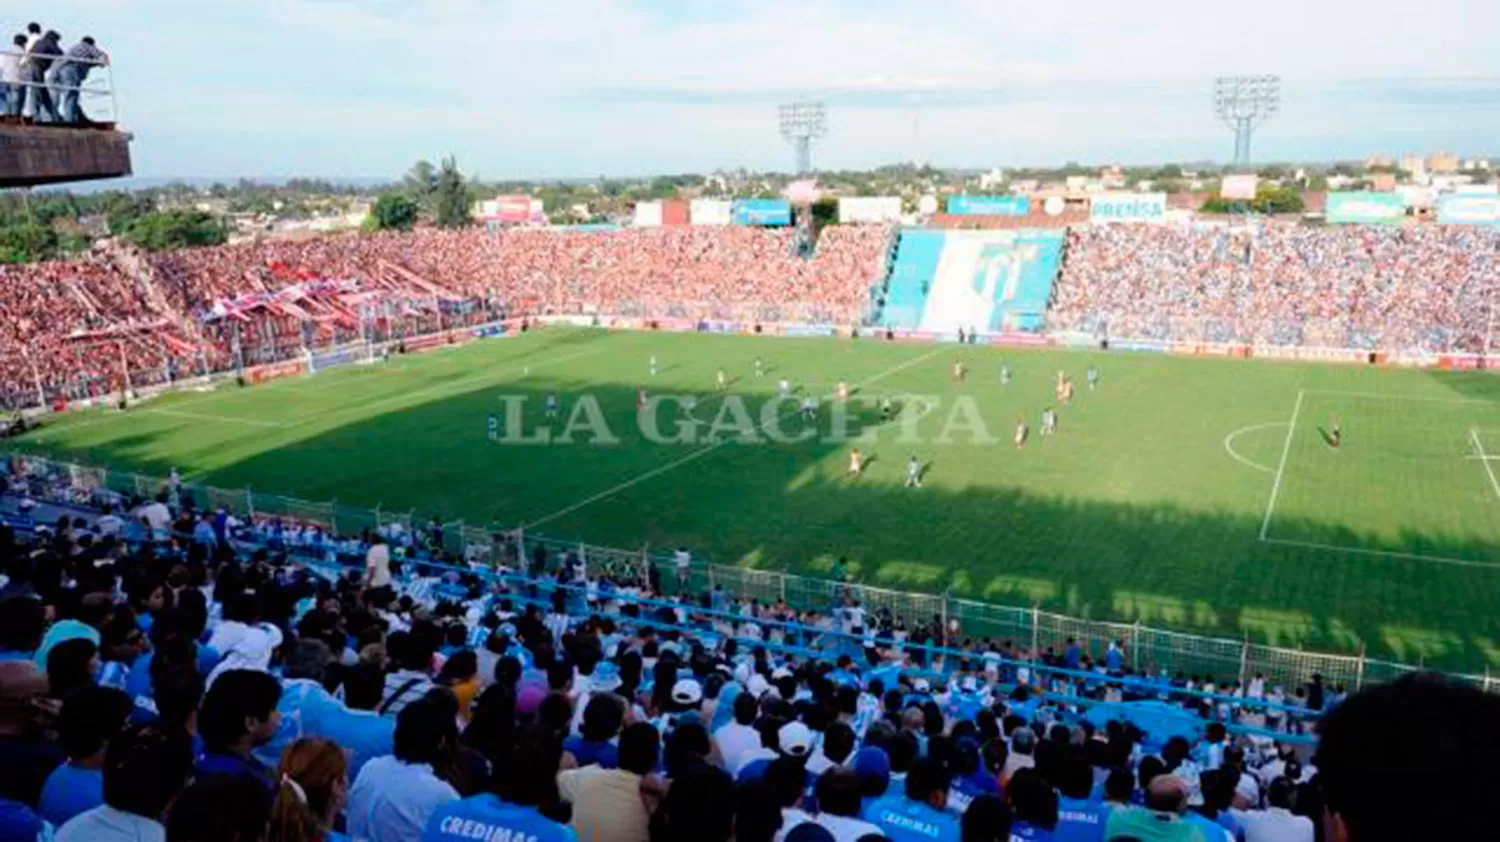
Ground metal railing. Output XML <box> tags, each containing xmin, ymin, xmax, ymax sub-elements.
<box><xmin>1</xmin><ymin>47</ymin><xmax>118</xmax><ymax>125</ymax></box>
<box><xmin>3</xmin><ymin>450</ymin><xmax>1493</xmax><ymax>696</ymax></box>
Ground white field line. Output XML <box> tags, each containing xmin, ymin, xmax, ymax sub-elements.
<box><xmin>1259</xmin><ymin>390</ymin><xmax>1304</xmax><ymax>541</ymax></box>
<box><xmin>1471</xmin><ymin>428</ymin><xmax>1500</xmax><ymax>502</ymax></box>
<box><xmin>1223</xmin><ymin>422</ymin><xmax>1286</xmax><ymax>474</ymax></box>
<box><xmin>526</xmin><ymin>347</ymin><xmax>947</xmax><ymax>529</ymax></box>
<box><xmin>1261</xmin><ymin>536</ymin><xmax>1500</xmax><ymax>570</ymax></box>
<box><xmin>139</xmin><ymin>408</ymin><xmax>288</xmax><ymax>428</ymax></box>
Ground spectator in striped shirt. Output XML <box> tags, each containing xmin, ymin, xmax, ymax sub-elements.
<box><xmin>53</xmin><ymin>36</ymin><xmax>106</xmax><ymax>124</ymax></box>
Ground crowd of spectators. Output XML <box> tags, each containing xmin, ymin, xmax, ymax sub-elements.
<box><xmin>1</xmin><ymin>225</ymin><xmax>889</xmax><ymax>410</ymax></box>
<box><xmin>0</xmin><ymin>461</ymin><xmax>1496</xmax><ymax>842</ymax></box>
<box><xmin>1052</xmin><ymin>223</ymin><xmax>1500</xmax><ymax>351</ymax></box>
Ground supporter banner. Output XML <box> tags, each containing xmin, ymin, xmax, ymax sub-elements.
<box><xmin>1109</xmin><ymin>338</ymin><xmax>1170</xmax><ymax>353</ymax></box>
<box><xmin>633</xmin><ymin>201</ymin><xmax>663</xmax><ymax>228</ymax></box>
<box><xmin>1089</xmin><ymin>193</ymin><xmax>1167</xmax><ymax>224</ymax></box>
<box><xmin>1437</xmin><ymin>195</ymin><xmax>1500</xmax><ymax>226</ymax></box>
<box><xmin>309</xmin><ymin>347</ymin><xmax>365</xmax><ymax>373</ymax></box>
<box><xmin>732</xmin><ymin>199</ymin><xmax>792</xmax><ymax>226</ymax></box>
<box><xmin>784</xmin><ymin>324</ymin><xmax>837</xmax><ymax>338</ymax></box>
<box><xmin>946</xmin><ymin>195</ymin><xmax>1030</xmax><ymax>216</ymax></box>
<box><xmin>690</xmin><ymin>199</ymin><xmax>733</xmax><ymax>226</ymax></box>
<box><xmin>838</xmin><ymin>196</ymin><xmax>903</xmax><ymax>224</ymax></box>
<box><xmin>470</xmin><ymin>324</ymin><xmax>507</xmax><ymax>339</ymax></box>
<box><xmin>1326</xmin><ymin>192</ymin><xmax>1406</xmax><ymax>224</ymax></box>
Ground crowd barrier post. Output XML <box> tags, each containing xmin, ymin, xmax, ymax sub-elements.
<box><xmin>1355</xmin><ymin>645</ymin><xmax>1367</xmax><ymax>692</ymax></box>
<box><xmin>1031</xmin><ymin>603</ymin><xmax>1041</xmax><ymax>655</ymax></box>
<box><xmin>1238</xmin><ymin>636</ymin><xmax>1251</xmax><ymax>686</ymax></box>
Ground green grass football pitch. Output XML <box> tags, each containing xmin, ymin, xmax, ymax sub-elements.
<box><xmin>13</xmin><ymin>327</ymin><xmax>1500</xmax><ymax>672</ymax></box>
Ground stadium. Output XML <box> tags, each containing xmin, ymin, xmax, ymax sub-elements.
<box><xmin>2</xmin><ymin>11</ymin><xmax>1499</xmax><ymax>842</ymax></box>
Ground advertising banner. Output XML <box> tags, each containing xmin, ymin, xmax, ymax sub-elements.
<box><xmin>1325</xmin><ymin>192</ymin><xmax>1406</xmax><ymax>224</ymax></box>
<box><xmin>489</xmin><ymin>195</ymin><xmax>532</xmax><ymax>223</ymax></box>
<box><xmin>989</xmin><ymin>334</ymin><xmax>1049</xmax><ymax>347</ymax></box>
<box><xmin>1437</xmin><ymin>195</ymin><xmax>1500</xmax><ymax>226</ymax></box>
<box><xmin>732</xmin><ymin>199</ymin><xmax>792</xmax><ymax>226</ymax></box>
<box><xmin>783</xmin><ymin>324</ymin><xmax>837</xmax><ymax>338</ymax></box>
<box><xmin>1219</xmin><ymin>175</ymin><xmax>1259</xmax><ymax>201</ymax></box>
<box><xmin>690</xmin><ymin>199</ymin><xmax>733</xmax><ymax>226</ymax></box>
<box><xmin>838</xmin><ymin>196</ymin><xmax>903</xmax><ymax>223</ymax></box>
<box><xmin>661</xmin><ymin>199</ymin><xmax>690</xmax><ymax>226</ymax></box>
<box><xmin>633</xmin><ymin>201</ymin><xmax>663</xmax><ymax>228</ymax></box>
<box><xmin>1090</xmin><ymin>193</ymin><xmax>1167</xmax><ymax>224</ymax></box>
<box><xmin>1110</xmin><ymin>338</ymin><xmax>1170</xmax><ymax>353</ymax></box>
<box><xmin>946</xmin><ymin>195</ymin><xmax>1030</xmax><ymax>216</ymax></box>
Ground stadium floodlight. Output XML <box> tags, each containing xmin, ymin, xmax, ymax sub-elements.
<box><xmin>778</xmin><ymin>101</ymin><xmax>828</xmax><ymax>175</ymax></box>
<box><xmin>1214</xmin><ymin>76</ymin><xmax>1280</xmax><ymax>167</ymax></box>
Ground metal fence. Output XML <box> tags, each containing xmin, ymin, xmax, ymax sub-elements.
<box><xmin>5</xmin><ymin>451</ymin><xmax>1495</xmax><ymax>694</ymax></box>
<box><xmin>1</xmin><ymin>47</ymin><xmax>118</xmax><ymax>125</ymax></box>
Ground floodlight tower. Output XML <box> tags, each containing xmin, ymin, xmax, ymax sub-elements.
<box><xmin>1214</xmin><ymin>76</ymin><xmax>1280</xmax><ymax>167</ymax></box>
<box><xmin>778</xmin><ymin>101</ymin><xmax>827</xmax><ymax>175</ymax></box>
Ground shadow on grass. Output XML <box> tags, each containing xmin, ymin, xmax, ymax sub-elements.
<box><xmin>13</xmin><ymin>369</ymin><xmax>1500</xmax><ymax>674</ymax></box>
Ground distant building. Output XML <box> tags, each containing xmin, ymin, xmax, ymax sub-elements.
<box><xmin>1399</xmin><ymin>153</ymin><xmax>1426</xmax><ymax>175</ymax></box>
<box><xmin>1428</xmin><ymin>151</ymin><xmax>1459</xmax><ymax>173</ymax></box>
<box><xmin>978</xmin><ymin>168</ymin><xmax>1005</xmax><ymax>190</ymax></box>
<box><xmin>1461</xmin><ymin>158</ymin><xmax>1492</xmax><ymax>171</ymax></box>
<box><xmin>1365</xmin><ymin>154</ymin><xmax>1393</xmax><ymax>169</ymax></box>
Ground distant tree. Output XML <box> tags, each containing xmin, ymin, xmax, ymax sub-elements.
<box><xmin>434</xmin><ymin>157</ymin><xmax>472</xmax><ymax>228</ymax></box>
<box><xmin>403</xmin><ymin>159</ymin><xmax>440</xmax><ymax>216</ymax></box>
<box><xmin>0</xmin><ymin>224</ymin><xmax>59</xmax><ymax>263</ymax></box>
<box><xmin>368</xmin><ymin>194</ymin><xmax>419</xmax><ymax>231</ymax></box>
<box><xmin>118</xmin><ymin>210</ymin><xmax>227</xmax><ymax>252</ymax></box>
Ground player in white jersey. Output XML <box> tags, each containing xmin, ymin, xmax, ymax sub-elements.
<box><xmin>716</xmin><ymin>368</ymin><xmax>728</xmax><ymax>392</ymax></box>
<box><xmin>754</xmin><ymin>357</ymin><xmax>765</xmax><ymax>378</ymax></box>
<box><xmin>801</xmin><ymin>395</ymin><xmax>817</xmax><ymax>421</ymax></box>
<box><xmin>649</xmin><ymin>355</ymin><xmax>659</xmax><ymax>376</ymax></box>
<box><xmin>905</xmin><ymin>455</ymin><xmax>923</xmax><ymax>488</ymax></box>
<box><xmin>779</xmin><ymin>378</ymin><xmax>792</xmax><ymax>398</ymax></box>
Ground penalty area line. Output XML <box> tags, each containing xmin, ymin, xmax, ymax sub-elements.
<box><xmin>1471</xmin><ymin>427</ymin><xmax>1500</xmax><ymax>502</ymax></box>
<box><xmin>138</xmin><ymin>408</ymin><xmax>289</xmax><ymax>428</ymax></box>
<box><xmin>525</xmin><ymin>346</ymin><xmax>947</xmax><ymax>529</ymax></box>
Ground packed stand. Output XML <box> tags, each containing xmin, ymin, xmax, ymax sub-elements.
<box><xmin>2</xmin><ymin>226</ymin><xmax>889</xmax><ymax>410</ymax></box>
<box><xmin>0</xmin><ymin>462</ymin><xmax>1495</xmax><ymax>842</ymax></box>
<box><xmin>1052</xmin><ymin>223</ymin><xmax>1500</xmax><ymax>352</ymax></box>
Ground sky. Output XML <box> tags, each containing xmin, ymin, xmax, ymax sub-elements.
<box><xmin>33</xmin><ymin>0</ymin><xmax>1500</xmax><ymax>180</ymax></box>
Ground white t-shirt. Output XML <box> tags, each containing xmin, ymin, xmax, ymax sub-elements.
<box><xmin>366</xmin><ymin>544</ymin><xmax>392</xmax><ymax>588</ymax></box>
<box><xmin>206</xmin><ymin>620</ymin><xmax>284</xmax><ymax>686</ymax></box>
<box><xmin>1232</xmin><ymin>807</ymin><xmax>1314</xmax><ymax>842</ymax></box>
<box><xmin>139</xmin><ymin>502</ymin><xmax>171</xmax><ymax>532</ymax></box>
<box><xmin>714</xmin><ymin>723</ymin><xmax>762</xmax><ymax>774</ymax></box>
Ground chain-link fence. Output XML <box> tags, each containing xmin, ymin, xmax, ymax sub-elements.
<box><xmin>5</xmin><ymin>451</ymin><xmax>1498</xmax><ymax>694</ymax></box>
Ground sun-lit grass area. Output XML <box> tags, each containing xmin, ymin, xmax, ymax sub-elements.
<box><xmin>12</xmin><ymin>326</ymin><xmax>1500</xmax><ymax>671</ymax></box>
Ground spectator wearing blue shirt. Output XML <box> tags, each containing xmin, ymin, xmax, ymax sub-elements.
<box><xmin>56</xmin><ymin>723</ymin><xmax>194</xmax><ymax>842</ymax></box>
<box><xmin>422</xmin><ymin>726</ymin><xmax>575</xmax><ymax>842</ymax></box>
<box><xmin>256</xmin><ymin>640</ymin><xmax>394</xmax><ymax>779</ymax></box>
<box><xmin>268</xmin><ymin>737</ymin><xmax>352</xmax><ymax>842</ymax></box>
<box><xmin>563</xmin><ymin>693</ymin><xmax>624</xmax><ymax>769</ymax></box>
<box><xmin>1006</xmin><ymin>769</ymin><xmax>1059</xmax><ymax>841</ymax></box>
<box><xmin>945</xmin><ymin>738</ymin><xmax>998</xmax><ymax>816</ymax></box>
<box><xmin>1051</xmin><ymin>752</ymin><xmax>1105</xmax><ymax>842</ymax></box>
<box><xmin>863</xmin><ymin>757</ymin><xmax>962</xmax><ymax>842</ymax></box>
<box><xmin>196</xmin><ymin>669</ymin><xmax>282</xmax><ymax>794</ymax></box>
<box><xmin>40</xmin><ymin>686</ymin><xmax>133</xmax><ymax>828</ymax></box>
<box><xmin>349</xmin><ymin>697</ymin><xmax>461</xmax><ymax>842</ymax></box>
